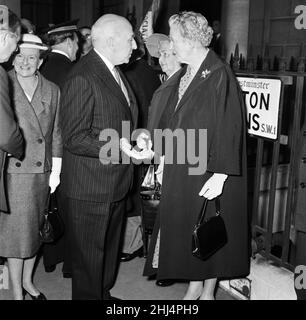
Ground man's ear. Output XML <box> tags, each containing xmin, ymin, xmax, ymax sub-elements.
<box><xmin>66</xmin><ymin>37</ymin><xmax>72</xmax><ymax>48</ymax></box>
<box><xmin>106</xmin><ymin>37</ymin><xmax>114</xmax><ymax>49</ymax></box>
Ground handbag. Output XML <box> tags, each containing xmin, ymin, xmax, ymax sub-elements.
<box><xmin>192</xmin><ymin>197</ymin><xmax>228</xmax><ymax>260</ymax></box>
<box><xmin>39</xmin><ymin>188</ymin><xmax>65</xmax><ymax>243</ymax></box>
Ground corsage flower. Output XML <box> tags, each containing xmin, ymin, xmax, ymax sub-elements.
<box><xmin>201</xmin><ymin>69</ymin><xmax>211</xmax><ymax>79</ymax></box>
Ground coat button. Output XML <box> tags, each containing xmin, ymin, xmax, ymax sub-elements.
<box><xmin>37</xmin><ymin>138</ymin><xmax>43</xmax><ymax>144</ymax></box>
<box><xmin>301</xmin><ymin>183</ymin><xmax>306</xmax><ymax>189</ymax></box>
<box><xmin>15</xmin><ymin>162</ymin><xmax>21</xmax><ymax>168</ymax></box>
<box><xmin>36</xmin><ymin>161</ymin><xmax>42</xmax><ymax>167</ymax></box>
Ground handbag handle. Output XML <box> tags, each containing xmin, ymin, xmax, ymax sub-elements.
<box><xmin>44</xmin><ymin>187</ymin><xmax>51</xmax><ymax>215</ymax></box>
<box><xmin>197</xmin><ymin>197</ymin><xmax>221</xmax><ymax>226</ymax></box>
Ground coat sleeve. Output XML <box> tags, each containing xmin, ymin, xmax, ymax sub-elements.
<box><xmin>60</xmin><ymin>75</ymin><xmax>118</xmax><ymax>160</ymax></box>
<box><xmin>206</xmin><ymin>67</ymin><xmax>245</xmax><ymax>176</ymax></box>
<box><xmin>52</xmin><ymin>89</ymin><xmax>63</xmax><ymax>157</ymax></box>
<box><xmin>0</xmin><ymin>68</ymin><xmax>24</xmax><ymax>159</ymax></box>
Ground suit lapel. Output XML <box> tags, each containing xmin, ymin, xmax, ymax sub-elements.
<box><xmin>31</xmin><ymin>74</ymin><xmax>52</xmax><ymax>136</ymax></box>
<box><xmin>10</xmin><ymin>71</ymin><xmax>44</xmax><ymax>137</ymax></box>
<box><xmin>88</xmin><ymin>51</ymin><xmax>131</xmax><ymax>112</ymax></box>
<box><xmin>117</xmin><ymin>67</ymin><xmax>138</xmax><ymax>129</ymax></box>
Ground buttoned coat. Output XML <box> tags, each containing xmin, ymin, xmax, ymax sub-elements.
<box><xmin>7</xmin><ymin>71</ymin><xmax>62</xmax><ymax>174</ymax></box>
<box><xmin>0</xmin><ymin>66</ymin><xmax>24</xmax><ymax>212</ymax></box>
<box><xmin>144</xmin><ymin>50</ymin><xmax>250</xmax><ymax>280</ymax></box>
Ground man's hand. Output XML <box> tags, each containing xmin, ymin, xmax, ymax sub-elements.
<box><xmin>199</xmin><ymin>173</ymin><xmax>228</xmax><ymax>200</ymax></box>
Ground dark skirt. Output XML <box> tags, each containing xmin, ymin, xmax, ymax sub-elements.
<box><xmin>0</xmin><ymin>173</ymin><xmax>49</xmax><ymax>258</ymax></box>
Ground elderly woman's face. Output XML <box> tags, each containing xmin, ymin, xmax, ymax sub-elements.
<box><xmin>169</xmin><ymin>24</ymin><xmax>191</xmax><ymax>64</ymax></box>
<box><xmin>158</xmin><ymin>41</ymin><xmax>180</xmax><ymax>77</ymax></box>
<box><xmin>13</xmin><ymin>47</ymin><xmax>41</xmax><ymax>78</ymax></box>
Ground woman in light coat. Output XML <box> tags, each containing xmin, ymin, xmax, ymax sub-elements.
<box><xmin>0</xmin><ymin>34</ymin><xmax>62</xmax><ymax>300</ymax></box>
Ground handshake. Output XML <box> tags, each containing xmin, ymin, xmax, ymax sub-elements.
<box><xmin>120</xmin><ymin>132</ymin><xmax>155</xmax><ymax>161</ymax></box>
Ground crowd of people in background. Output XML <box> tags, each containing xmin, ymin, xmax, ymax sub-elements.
<box><xmin>0</xmin><ymin>4</ymin><xmax>250</xmax><ymax>300</ymax></box>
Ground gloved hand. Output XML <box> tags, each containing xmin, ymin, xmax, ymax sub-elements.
<box><xmin>199</xmin><ymin>173</ymin><xmax>228</xmax><ymax>200</ymax></box>
<box><xmin>136</xmin><ymin>132</ymin><xmax>152</xmax><ymax>151</ymax></box>
<box><xmin>120</xmin><ymin>138</ymin><xmax>154</xmax><ymax>161</ymax></box>
<box><xmin>49</xmin><ymin>157</ymin><xmax>62</xmax><ymax>193</ymax></box>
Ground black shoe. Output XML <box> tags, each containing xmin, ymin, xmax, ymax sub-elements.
<box><xmin>156</xmin><ymin>280</ymin><xmax>175</xmax><ymax>287</ymax></box>
<box><xmin>120</xmin><ymin>247</ymin><xmax>143</xmax><ymax>262</ymax></box>
<box><xmin>23</xmin><ymin>289</ymin><xmax>47</xmax><ymax>300</ymax></box>
<box><xmin>44</xmin><ymin>265</ymin><xmax>56</xmax><ymax>273</ymax></box>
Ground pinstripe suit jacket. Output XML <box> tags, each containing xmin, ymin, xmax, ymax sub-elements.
<box><xmin>0</xmin><ymin>66</ymin><xmax>24</xmax><ymax>212</ymax></box>
<box><xmin>60</xmin><ymin>50</ymin><xmax>138</xmax><ymax>203</ymax></box>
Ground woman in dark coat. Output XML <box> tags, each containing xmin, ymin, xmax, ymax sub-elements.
<box><xmin>141</xmin><ymin>12</ymin><xmax>250</xmax><ymax>300</ymax></box>
<box><xmin>0</xmin><ymin>34</ymin><xmax>62</xmax><ymax>300</ymax></box>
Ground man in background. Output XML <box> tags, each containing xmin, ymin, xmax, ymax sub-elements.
<box><xmin>210</xmin><ymin>20</ymin><xmax>223</xmax><ymax>57</ymax></box>
<box><xmin>79</xmin><ymin>26</ymin><xmax>92</xmax><ymax>58</ymax></box>
<box><xmin>41</xmin><ymin>20</ymin><xmax>79</xmax><ymax>87</ymax></box>
<box><xmin>40</xmin><ymin>20</ymin><xmax>79</xmax><ymax>278</ymax></box>
<box><xmin>0</xmin><ymin>5</ymin><xmax>24</xmax><ymax>265</ymax></box>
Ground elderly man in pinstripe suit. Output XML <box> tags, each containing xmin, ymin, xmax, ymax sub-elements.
<box><xmin>60</xmin><ymin>14</ymin><xmax>137</xmax><ymax>300</ymax></box>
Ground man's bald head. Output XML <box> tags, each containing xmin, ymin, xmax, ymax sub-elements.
<box><xmin>91</xmin><ymin>14</ymin><xmax>137</xmax><ymax>66</ymax></box>
<box><xmin>92</xmin><ymin>14</ymin><xmax>130</xmax><ymax>44</ymax></box>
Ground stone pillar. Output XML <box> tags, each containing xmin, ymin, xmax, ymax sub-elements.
<box><xmin>71</xmin><ymin>0</ymin><xmax>94</xmax><ymax>27</ymax></box>
<box><xmin>221</xmin><ymin>0</ymin><xmax>250</xmax><ymax>62</ymax></box>
<box><xmin>1</xmin><ymin>0</ymin><xmax>20</xmax><ymax>16</ymax></box>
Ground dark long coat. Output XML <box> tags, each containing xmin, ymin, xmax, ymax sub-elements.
<box><xmin>40</xmin><ymin>51</ymin><xmax>74</xmax><ymax>271</ymax></box>
<box><xmin>144</xmin><ymin>50</ymin><xmax>250</xmax><ymax>280</ymax></box>
<box><xmin>40</xmin><ymin>51</ymin><xmax>73</xmax><ymax>89</ymax></box>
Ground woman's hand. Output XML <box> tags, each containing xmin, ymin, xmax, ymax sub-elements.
<box><xmin>49</xmin><ymin>157</ymin><xmax>62</xmax><ymax>193</ymax></box>
<box><xmin>136</xmin><ymin>132</ymin><xmax>152</xmax><ymax>150</ymax></box>
<box><xmin>120</xmin><ymin>138</ymin><xmax>154</xmax><ymax>161</ymax></box>
<box><xmin>199</xmin><ymin>173</ymin><xmax>228</xmax><ymax>200</ymax></box>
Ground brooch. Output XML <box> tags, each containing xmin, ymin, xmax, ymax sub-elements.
<box><xmin>201</xmin><ymin>69</ymin><xmax>211</xmax><ymax>79</ymax></box>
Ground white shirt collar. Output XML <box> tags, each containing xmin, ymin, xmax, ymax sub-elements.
<box><xmin>94</xmin><ymin>48</ymin><xmax>115</xmax><ymax>74</ymax></box>
<box><xmin>52</xmin><ymin>49</ymin><xmax>71</xmax><ymax>60</ymax></box>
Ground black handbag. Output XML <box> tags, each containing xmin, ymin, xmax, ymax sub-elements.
<box><xmin>192</xmin><ymin>197</ymin><xmax>228</xmax><ymax>260</ymax></box>
<box><xmin>39</xmin><ymin>188</ymin><xmax>65</xmax><ymax>243</ymax></box>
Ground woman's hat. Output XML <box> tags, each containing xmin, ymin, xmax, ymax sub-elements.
<box><xmin>19</xmin><ymin>34</ymin><xmax>49</xmax><ymax>51</ymax></box>
<box><xmin>146</xmin><ymin>33</ymin><xmax>170</xmax><ymax>58</ymax></box>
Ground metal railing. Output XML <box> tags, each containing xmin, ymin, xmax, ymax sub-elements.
<box><xmin>230</xmin><ymin>43</ymin><xmax>306</xmax><ymax>271</ymax></box>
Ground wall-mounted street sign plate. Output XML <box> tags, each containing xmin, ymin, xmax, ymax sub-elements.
<box><xmin>238</xmin><ymin>77</ymin><xmax>282</xmax><ymax>140</ymax></box>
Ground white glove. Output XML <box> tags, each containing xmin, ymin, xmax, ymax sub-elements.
<box><xmin>49</xmin><ymin>157</ymin><xmax>62</xmax><ymax>193</ymax></box>
<box><xmin>155</xmin><ymin>155</ymin><xmax>165</xmax><ymax>185</ymax></box>
<box><xmin>199</xmin><ymin>173</ymin><xmax>228</xmax><ymax>200</ymax></box>
<box><xmin>136</xmin><ymin>132</ymin><xmax>152</xmax><ymax>151</ymax></box>
<box><xmin>120</xmin><ymin>138</ymin><xmax>154</xmax><ymax>161</ymax></box>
